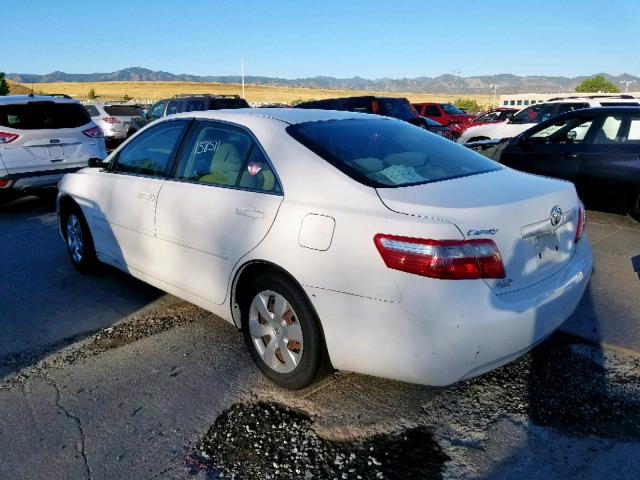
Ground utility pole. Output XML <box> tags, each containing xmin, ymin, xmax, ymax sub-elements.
<box><xmin>620</xmin><ymin>80</ymin><xmax>635</xmax><ymax>93</ymax></box>
<box><xmin>241</xmin><ymin>57</ymin><xmax>245</xmax><ymax>99</ymax></box>
<box><xmin>489</xmin><ymin>84</ymin><xmax>498</xmax><ymax>108</ymax></box>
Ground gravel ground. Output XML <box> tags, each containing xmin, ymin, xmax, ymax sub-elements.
<box><xmin>0</xmin><ymin>300</ymin><xmax>208</xmax><ymax>388</ymax></box>
<box><xmin>189</xmin><ymin>334</ymin><xmax>640</xmax><ymax>479</ymax></box>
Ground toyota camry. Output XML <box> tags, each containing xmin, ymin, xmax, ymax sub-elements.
<box><xmin>57</xmin><ymin>108</ymin><xmax>593</xmax><ymax>389</ymax></box>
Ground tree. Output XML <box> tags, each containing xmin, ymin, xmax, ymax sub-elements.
<box><xmin>122</xmin><ymin>94</ymin><xmax>132</xmax><ymax>102</ymax></box>
<box><xmin>453</xmin><ymin>98</ymin><xmax>485</xmax><ymax>113</ymax></box>
<box><xmin>87</xmin><ymin>88</ymin><xmax>97</xmax><ymax>99</ymax></box>
<box><xmin>0</xmin><ymin>72</ymin><xmax>10</xmax><ymax>96</ymax></box>
<box><xmin>575</xmin><ymin>75</ymin><xmax>620</xmax><ymax>93</ymax></box>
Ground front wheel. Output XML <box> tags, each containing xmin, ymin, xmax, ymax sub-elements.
<box><xmin>63</xmin><ymin>206</ymin><xmax>98</xmax><ymax>272</ymax></box>
<box><xmin>240</xmin><ymin>273</ymin><xmax>330</xmax><ymax>389</ymax></box>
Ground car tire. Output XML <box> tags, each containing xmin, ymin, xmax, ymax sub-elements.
<box><xmin>240</xmin><ymin>272</ymin><xmax>330</xmax><ymax>390</ymax></box>
<box><xmin>62</xmin><ymin>204</ymin><xmax>98</xmax><ymax>272</ymax></box>
<box><xmin>468</xmin><ymin>136</ymin><xmax>490</xmax><ymax>143</ymax></box>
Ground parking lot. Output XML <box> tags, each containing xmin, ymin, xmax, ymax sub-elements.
<box><xmin>0</xmin><ymin>196</ymin><xmax>639</xmax><ymax>479</ymax></box>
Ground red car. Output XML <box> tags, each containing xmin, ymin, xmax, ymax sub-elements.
<box><xmin>412</xmin><ymin>102</ymin><xmax>475</xmax><ymax>134</ymax></box>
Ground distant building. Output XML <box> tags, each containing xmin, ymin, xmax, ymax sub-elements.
<box><xmin>499</xmin><ymin>92</ymin><xmax>640</xmax><ymax>108</ymax></box>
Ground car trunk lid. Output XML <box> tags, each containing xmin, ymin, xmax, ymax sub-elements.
<box><xmin>376</xmin><ymin>168</ymin><xmax>580</xmax><ymax>293</ymax></box>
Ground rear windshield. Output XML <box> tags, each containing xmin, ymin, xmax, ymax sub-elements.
<box><xmin>441</xmin><ymin>103</ymin><xmax>465</xmax><ymax>114</ymax></box>
<box><xmin>208</xmin><ymin>98</ymin><xmax>250</xmax><ymax>109</ymax></box>
<box><xmin>0</xmin><ymin>102</ymin><xmax>91</xmax><ymax>130</ymax></box>
<box><xmin>378</xmin><ymin>98</ymin><xmax>417</xmax><ymax>121</ymax></box>
<box><xmin>104</xmin><ymin>105</ymin><xmax>142</xmax><ymax>116</ymax></box>
<box><xmin>84</xmin><ymin>105</ymin><xmax>100</xmax><ymax>116</ymax></box>
<box><xmin>287</xmin><ymin>118</ymin><xmax>501</xmax><ymax>188</ymax></box>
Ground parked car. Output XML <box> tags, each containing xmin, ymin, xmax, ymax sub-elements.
<box><xmin>83</xmin><ymin>103</ymin><xmax>144</xmax><ymax>145</ymax></box>
<box><xmin>128</xmin><ymin>94</ymin><xmax>251</xmax><ymax>136</ymax></box>
<box><xmin>421</xmin><ymin>116</ymin><xmax>458</xmax><ymax>140</ymax></box>
<box><xmin>458</xmin><ymin>95</ymin><xmax>640</xmax><ymax>145</ymax></box>
<box><xmin>57</xmin><ymin>108</ymin><xmax>592</xmax><ymax>389</ymax></box>
<box><xmin>0</xmin><ymin>95</ymin><xmax>106</xmax><ymax>203</ymax></box>
<box><xmin>501</xmin><ymin>106</ymin><xmax>640</xmax><ymax>219</ymax></box>
<box><xmin>413</xmin><ymin>102</ymin><xmax>476</xmax><ymax>134</ymax></box>
<box><xmin>295</xmin><ymin>96</ymin><xmax>429</xmax><ymax>128</ymax></box>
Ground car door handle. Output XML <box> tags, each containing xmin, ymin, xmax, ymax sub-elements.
<box><xmin>561</xmin><ymin>152</ymin><xmax>578</xmax><ymax>159</ymax></box>
<box><xmin>235</xmin><ymin>208</ymin><xmax>265</xmax><ymax>219</ymax></box>
<box><xmin>137</xmin><ymin>192</ymin><xmax>156</xmax><ymax>201</ymax></box>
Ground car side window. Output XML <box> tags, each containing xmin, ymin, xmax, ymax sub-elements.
<box><xmin>592</xmin><ymin>115</ymin><xmax>624</xmax><ymax>144</ymax></box>
<box><xmin>557</xmin><ymin>103</ymin><xmax>588</xmax><ymax>115</ymax></box>
<box><xmin>166</xmin><ymin>101</ymin><xmax>180</xmax><ymax>115</ymax></box>
<box><xmin>150</xmin><ymin>101</ymin><xmax>166</xmax><ymax>120</ymax></box>
<box><xmin>238</xmin><ymin>146</ymin><xmax>282</xmax><ymax>193</ymax></box>
<box><xmin>424</xmin><ymin>105</ymin><xmax>441</xmax><ymax>116</ymax></box>
<box><xmin>176</xmin><ymin>122</ymin><xmax>253</xmax><ymax>187</ymax></box>
<box><xmin>626</xmin><ymin>117</ymin><xmax>640</xmax><ymax>142</ymax></box>
<box><xmin>529</xmin><ymin>116</ymin><xmax>594</xmax><ymax>144</ymax></box>
<box><xmin>112</xmin><ymin>121</ymin><xmax>187</xmax><ymax>176</ymax></box>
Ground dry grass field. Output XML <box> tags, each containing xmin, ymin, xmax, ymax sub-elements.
<box><xmin>16</xmin><ymin>80</ymin><xmax>493</xmax><ymax>108</ymax></box>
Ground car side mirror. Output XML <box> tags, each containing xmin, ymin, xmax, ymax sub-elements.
<box><xmin>566</xmin><ymin>130</ymin><xmax>577</xmax><ymax>141</ymax></box>
<box><xmin>88</xmin><ymin>157</ymin><xmax>107</xmax><ymax>168</ymax></box>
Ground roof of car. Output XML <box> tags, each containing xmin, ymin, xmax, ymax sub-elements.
<box><xmin>169</xmin><ymin>107</ymin><xmax>381</xmax><ymax>125</ymax></box>
<box><xmin>553</xmin><ymin>106</ymin><xmax>640</xmax><ymax>115</ymax></box>
<box><xmin>0</xmin><ymin>95</ymin><xmax>79</xmax><ymax>105</ymax></box>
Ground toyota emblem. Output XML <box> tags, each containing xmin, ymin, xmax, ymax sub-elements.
<box><xmin>549</xmin><ymin>206</ymin><xmax>563</xmax><ymax>227</ymax></box>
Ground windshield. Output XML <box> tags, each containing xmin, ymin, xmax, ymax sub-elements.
<box><xmin>378</xmin><ymin>98</ymin><xmax>418</xmax><ymax>121</ymax></box>
<box><xmin>287</xmin><ymin>118</ymin><xmax>501</xmax><ymax>188</ymax></box>
<box><xmin>442</xmin><ymin>103</ymin><xmax>465</xmax><ymax>115</ymax></box>
<box><xmin>509</xmin><ymin>103</ymin><xmax>556</xmax><ymax>124</ymax></box>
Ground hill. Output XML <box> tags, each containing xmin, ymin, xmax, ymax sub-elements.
<box><xmin>7</xmin><ymin>67</ymin><xmax>639</xmax><ymax>95</ymax></box>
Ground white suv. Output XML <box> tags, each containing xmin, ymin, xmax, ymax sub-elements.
<box><xmin>458</xmin><ymin>95</ymin><xmax>640</xmax><ymax>144</ymax></box>
<box><xmin>83</xmin><ymin>102</ymin><xmax>143</xmax><ymax>144</ymax></box>
<box><xmin>0</xmin><ymin>95</ymin><xmax>106</xmax><ymax>202</ymax></box>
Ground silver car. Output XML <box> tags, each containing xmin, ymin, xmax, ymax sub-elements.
<box><xmin>83</xmin><ymin>103</ymin><xmax>143</xmax><ymax>143</ymax></box>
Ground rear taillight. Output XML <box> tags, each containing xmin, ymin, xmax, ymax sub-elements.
<box><xmin>102</xmin><ymin>116</ymin><xmax>121</xmax><ymax>124</ymax></box>
<box><xmin>0</xmin><ymin>132</ymin><xmax>19</xmax><ymax>143</ymax></box>
<box><xmin>374</xmin><ymin>234</ymin><xmax>506</xmax><ymax>280</ymax></box>
<box><xmin>575</xmin><ymin>202</ymin><xmax>585</xmax><ymax>243</ymax></box>
<box><xmin>83</xmin><ymin>126</ymin><xmax>104</xmax><ymax>138</ymax></box>
<box><xmin>0</xmin><ymin>179</ymin><xmax>11</xmax><ymax>188</ymax></box>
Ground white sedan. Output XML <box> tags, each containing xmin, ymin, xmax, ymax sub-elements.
<box><xmin>57</xmin><ymin>108</ymin><xmax>593</xmax><ymax>389</ymax></box>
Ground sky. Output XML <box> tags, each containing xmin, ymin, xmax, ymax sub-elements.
<box><xmin>3</xmin><ymin>0</ymin><xmax>639</xmax><ymax>79</ymax></box>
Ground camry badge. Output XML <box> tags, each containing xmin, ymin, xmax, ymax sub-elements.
<box><xmin>549</xmin><ymin>206</ymin><xmax>563</xmax><ymax>227</ymax></box>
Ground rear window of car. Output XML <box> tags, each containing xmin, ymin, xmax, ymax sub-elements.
<box><xmin>377</xmin><ymin>98</ymin><xmax>418</xmax><ymax>121</ymax></box>
<box><xmin>208</xmin><ymin>98</ymin><xmax>250</xmax><ymax>109</ymax></box>
<box><xmin>0</xmin><ymin>102</ymin><xmax>91</xmax><ymax>130</ymax></box>
<box><xmin>441</xmin><ymin>103</ymin><xmax>465</xmax><ymax>114</ymax></box>
<box><xmin>84</xmin><ymin>105</ymin><xmax>100</xmax><ymax>116</ymax></box>
<box><xmin>287</xmin><ymin>118</ymin><xmax>501</xmax><ymax>188</ymax></box>
<box><xmin>509</xmin><ymin>103</ymin><xmax>557</xmax><ymax>124</ymax></box>
<box><xmin>104</xmin><ymin>105</ymin><xmax>142</xmax><ymax>116</ymax></box>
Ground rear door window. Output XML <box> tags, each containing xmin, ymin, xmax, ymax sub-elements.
<box><xmin>287</xmin><ymin>118</ymin><xmax>501</xmax><ymax>188</ymax></box>
<box><xmin>112</xmin><ymin>120</ymin><xmax>188</xmax><ymax>176</ymax></box>
<box><xmin>424</xmin><ymin>105</ymin><xmax>441</xmax><ymax>116</ymax></box>
<box><xmin>0</xmin><ymin>102</ymin><xmax>91</xmax><ymax>129</ymax></box>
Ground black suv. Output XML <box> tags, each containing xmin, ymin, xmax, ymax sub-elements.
<box><xmin>129</xmin><ymin>94</ymin><xmax>250</xmax><ymax>136</ymax></box>
<box><xmin>294</xmin><ymin>96</ymin><xmax>428</xmax><ymax>129</ymax></box>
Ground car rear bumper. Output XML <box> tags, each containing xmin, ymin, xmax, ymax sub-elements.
<box><xmin>0</xmin><ymin>167</ymin><xmax>84</xmax><ymax>193</ymax></box>
<box><xmin>307</xmin><ymin>236</ymin><xmax>593</xmax><ymax>386</ymax></box>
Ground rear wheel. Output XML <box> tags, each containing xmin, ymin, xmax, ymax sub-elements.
<box><xmin>240</xmin><ymin>273</ymin><xmax>329</xmax><ymax>389</ymax></box>
<box><xmin>63</xmin><ymin>205</ymin><xmax>98</xmax><ymax>272</ymax></box>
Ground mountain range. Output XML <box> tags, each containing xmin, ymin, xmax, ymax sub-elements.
<box><xmin>7</xmin><ymin>67</ymin><xmax>640</xmax><ymax>94</ymax></box>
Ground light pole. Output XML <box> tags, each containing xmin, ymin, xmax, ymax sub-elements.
<box><xmin>241</xmin><ymin>57</ymin><xmax>245</xmax><ymax>99</ymax></box>
<box><xmin>620</xmin><ymin>80</ymin><xmax>635</xmax><ymax>93</ymax></box>
<box><xmin>489</xmin><ymin>84</ymin><xmax>498</xmax><ymax>108</ymax></box>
